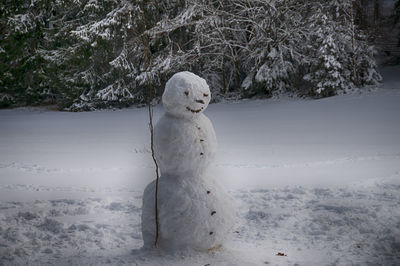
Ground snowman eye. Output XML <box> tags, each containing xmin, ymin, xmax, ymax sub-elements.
<box><xmin>184</xmin><ymin>91</ymin><xmax>189</xmax><ymax>96</ymax></box>
<box><xmin>203</xmin><ymin>93</ymin><xmax>209</xmax><ymax>97</ymax></box>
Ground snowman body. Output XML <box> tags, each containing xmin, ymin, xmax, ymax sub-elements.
<box><xmin>141</xmin><ymin>72</ymin><xmax>234</xmax><ymax>251</ymax></box>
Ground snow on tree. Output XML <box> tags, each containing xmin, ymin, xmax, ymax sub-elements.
<box><xmin>304</xmin><ymin>9</ymin><xmax>349</xmax><ymax>97</ymax></box>
<box><xmin>0</xmin><ymin>0</ymin><xmax>383</xmax><ymax>109</ymax></box>
<box><xmin>239</xmin><ymin>0</ymin><xmax>309</xmax><ymax>96</ymax></box>
<box><xmin>352</xmin><ymin>32</ymin><xmax>382</xmax><ymax>86</ymax></box>
<box><xmin>68</xmin><ymin>0</ymin><xmax>190</xmax><ymax>110</ymax></box>
<box><xmin>0</xmin><ymin>0</ymin><xmax>51</xmax><ymax>106</ymax></box>
<box><xmin>303</xmin><ymin>0</ymin><xmax>381</xmax><ymax>96</ymax></box>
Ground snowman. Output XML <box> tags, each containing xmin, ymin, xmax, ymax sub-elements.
<box><xmin>141</xmin><ymin>71</ymin><xmax>235</xmax><ymax>251</ymax></box>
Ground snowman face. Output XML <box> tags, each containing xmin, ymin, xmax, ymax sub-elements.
<box><xmin>162</xmin><ymin>72</ymin><xmax>211</xmax><ymax>118</ymax></box>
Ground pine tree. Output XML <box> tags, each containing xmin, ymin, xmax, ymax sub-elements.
<box><xmin>395</xmin><ymin>0</ymin><xmax>400</xmax><ymax>46</ymax></box>
<box><xmin>0</xmin><ymin>0</ymin><xmax>51</xmax><ymax>106</ymax></box>
<box><xmin>69</xmin><ymin>0</ymin><xmax>191</xmax><ymax>110</ymax></box>
<box><xmin>304</xmin><ymin>11</ymin><xmax>349</xmax><ymax>97</ymax></box>
<box><xmin>303</xmin><ymin>0</ymin><xmax>381</xmax><ymax>96</ymax></box>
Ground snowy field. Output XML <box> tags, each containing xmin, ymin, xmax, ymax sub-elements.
<box><xmin>1</xmin><ymin>66</ymin><xmax>400</xmax><ymax>265</ymax></box>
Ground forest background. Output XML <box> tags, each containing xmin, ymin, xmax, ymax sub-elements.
<box><xmin>1</xmin><ymin>0</ymin><xmax>399</xmax><ymax>111</ymax></box>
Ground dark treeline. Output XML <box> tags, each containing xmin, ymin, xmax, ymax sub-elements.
<box><xmin>1</xmin><ymin>0</ymin><xmax>398</xmax><ymax>111</ymax></box>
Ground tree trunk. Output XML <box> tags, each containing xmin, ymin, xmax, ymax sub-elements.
<box><xmin>221</xmin><ymin>52</ymin><xmax>226</xmax><ymax>94</ymax></box>
<box><xmin>374</xmin><ymin>0</ymin><xmax>380</xmax><ymax>26</ymax></box>
<box><xmin>350</xmin><ymin>0</ymin><xmax>358</xmax><ymax>86</ymax></box>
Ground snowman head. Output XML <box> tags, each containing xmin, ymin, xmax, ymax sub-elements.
<box><xmin>162</xmin><ymin>71</ymin><xmax>211</xmax><ymax>118</ymax></box>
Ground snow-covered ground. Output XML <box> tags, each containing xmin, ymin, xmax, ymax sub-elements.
<box><xmin>1</xmin><ymin>66</ymin><xmax>400</xmax><ymax>265</ymax></box>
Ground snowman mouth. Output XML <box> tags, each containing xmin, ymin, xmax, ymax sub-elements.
<box><xmin>186</xmin><ymin>106</ymin><xmax>203</xmax><ymax>113</ymax></box>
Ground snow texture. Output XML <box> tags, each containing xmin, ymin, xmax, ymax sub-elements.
<box><xmin>0</xmin><ymin>66</ymin><xmax>399</xmax><ymax>265</ymax></box>
<box><xmin>162</xmin><ymin>71</ymin><xmax>211</xmax><ymax>119</ymax></box>
<box><xmin>142</xmin><ymin>72</ymin><xmax>235</xmax><ymax>251</ymax></box>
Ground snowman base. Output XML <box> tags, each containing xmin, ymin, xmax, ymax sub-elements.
<box><xmin>141</xmin><ymin>175</ymin><xmax>235</xmax><ymax>252</ymax></box>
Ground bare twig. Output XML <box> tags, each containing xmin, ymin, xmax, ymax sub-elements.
<box><xmin>144</xmin><ymin>36</ymin><xmax>160</xmax><ymax>248</ymax></box>
<box><xmin>148</xmin><ymin>86</ymin><xmax>160</xmax><ymax>247</ymax></box>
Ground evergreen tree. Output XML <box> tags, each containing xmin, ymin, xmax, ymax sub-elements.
<box><xmin>303</xmin><ymin>0</ymin><xmax>381</xmax><ymax>96</ymax></box>
<box><xmin>304</xmin><ymin>11</ymin><xmax>349</xmax><ymax>97</ymax></box>
<box><xmin>0</xmin><ymin>0</ymin><xmax>51</xmax><ymax>107</ymax></box>
<box><xmin>395</xmin><ymin>0</ymin><xmax>400</xmax><ymax>46</ymax></box>
<box><xmin>242</xmin><ymin>0</ymin><xmax>310</xmax><ymax>96</ymax></box>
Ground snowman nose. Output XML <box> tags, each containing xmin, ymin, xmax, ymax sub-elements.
<box><xmin>195</xmin><ymin>99</ymin><xmax>205</xmax><ymax>104</ymax></box>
